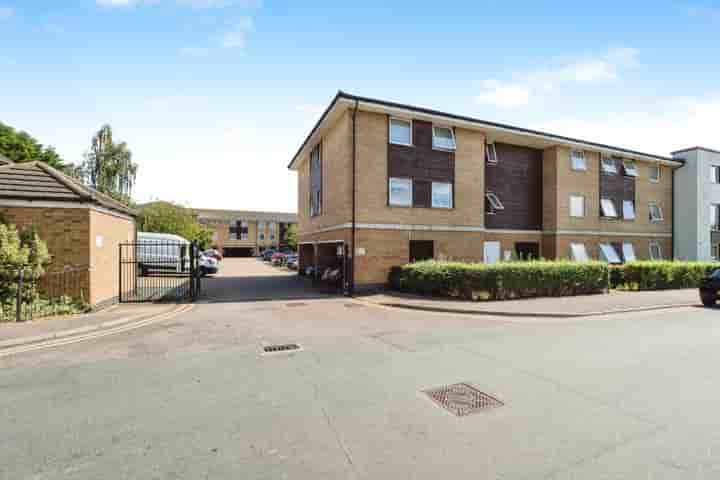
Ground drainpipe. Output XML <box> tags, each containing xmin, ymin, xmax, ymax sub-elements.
<box><xmin>348</xmin><ymin>99</ymin><xmax>359</xmax><ymax>296</ymax></box>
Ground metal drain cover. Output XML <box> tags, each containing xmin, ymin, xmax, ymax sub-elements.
<box><xmin>423</xmin><ymin>383</ymin><xmax>503</xmax><ymax>416</ymax></box>
<box><xmin>263</xmin><ymin>343</ymin><xmax>301</xmax><ymax>354</ymax></box>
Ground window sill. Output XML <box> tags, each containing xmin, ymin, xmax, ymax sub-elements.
<box><xmin>432</xmin><ymin>146</ymin><xmax>456</xmax><ymax>153</ymax></box>
<box><xmin>389</xmin><ymin>142</ymin><xmax>413</xmax><ymax>148</ymax></box>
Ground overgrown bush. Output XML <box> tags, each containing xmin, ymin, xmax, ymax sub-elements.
<box><xmin>0</xmin><ymin>295</ymin><xmax>90</xmax><ymax>322</ymax></box>
<box><xmin>618</xmin><ymin>261</ymin><xmax>719</xmax><ymax>290</ymax></box>
<box><xmin>391</xmin><ymin>260</ymin><xmax>610</xmax><ymax>301</ymax></box>
<box><xmin>0</xmin><ymin>223</ymin><xmax>50</xmax><ymax>304</ymax></box>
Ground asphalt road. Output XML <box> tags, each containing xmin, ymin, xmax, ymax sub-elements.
<box><xmin>2</xmin><ymin>259</ymin><xmax>720</xmax><ymax>479</ymax></box>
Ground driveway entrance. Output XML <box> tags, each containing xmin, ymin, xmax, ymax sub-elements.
<box><xmin>200</xmin><ymin>257</ymin><xmax>332</xmax><ymax>302</ymax></box>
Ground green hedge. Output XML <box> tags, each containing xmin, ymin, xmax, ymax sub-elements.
<box><xmin>393</xmin><ymin>260</ymin><xmax>610</xmax><ymax>301</ymax></box>
<box><xmin>616</xmin><ymin>261</ymin><xmax>719</xmax><ymax>290</ymax></box>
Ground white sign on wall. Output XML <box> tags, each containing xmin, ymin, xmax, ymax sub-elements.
<box><xmin>95</xmin><ymin>235</ymin><xmax>104</xmax><ymax>248</ymax></box>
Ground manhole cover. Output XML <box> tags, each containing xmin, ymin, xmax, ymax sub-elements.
<box><xmin>263</xmin><ymin>343</ymin><xmax>302</xmax><ymax>354</ymax></box>
<box><xmin>423</xmin><ymin>383</ymin><xmax>503</xmax><ymax>416</ymax></box>
<box><xmin>286</xmin><ymin>303</ymin><xmax>307</xmax><ymax>308</ymax></box>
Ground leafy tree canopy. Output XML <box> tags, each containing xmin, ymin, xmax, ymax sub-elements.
<box><xmin>0</xmin><ymin>122</ymin><xmax>68</xmax><ymax>171</ymax></box>
<box><xmin>138</xmin><ymin>202</ymin><xmax>214</xmax><ymax>250</ymax></box>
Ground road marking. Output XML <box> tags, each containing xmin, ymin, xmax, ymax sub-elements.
<box><xmin>0</xmin><ymin>304</ymin><xmax>194</xmax><ymax>357</ymax></box>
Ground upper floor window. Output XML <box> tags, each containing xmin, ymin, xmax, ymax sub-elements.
<box><xmin>622</xmin><ymin>200</ymin><xmax>636</xmax><ymax>220</ymax></box>
<box><xmin>240</xmin><ymin>220</ymin><xmax>249</xmax><ymax>240</ymax></box>
<box><xmin>649</xmin><ymin>164</ymin><xmax>661</xmax><ymax>183</ymax></box>
<box><xmin>711</xmin><ymin>204</ymin><xmax>720</xmax><ymax>229</ymax></box>
<box><xmin>600</xmin><ymin>198</ymin><xmax>618</xmax><ymax>218</ymax></box>
<box><xmin>389</xmin><ymin>118</ymin><xmax>412</xmax><ymax>146</ymax></box>
<box><xmin>622</xmin><ymin>242</ymin><xmax>636</xmax><ymax>262</ymax></box>
<box><xmin>649</xmin><ymin>241</ymin><xmax>663</xmax><ymax>260</ymax></box>
<box><xmin>648</xmin><ymin>202</ymin><xmax>664</xmax><ymax>222</ymax></box>
<box><xmin>485</xmin><ymin>191</ymin><xmax>505</xmax><ymax>212</ymax></box>
<box><xmin>570</xmin><ymin>242</ymin><xmax>589</xmax><ymax>262</ymax></box>
<box><xmin>623</xmin><ymin>160</ymin><xmax>638</xmax><ymax>177</ymax></box>
<box><xmin>601</xmin><ymin>156</ymin><xmax>617</xmax><ymax>174</ymax></box>
<box><xmin>431</xmin><ymin>182</ymin><xmax>453</xmax><ymax>209</ymax></box>
<box><xmin>432</xmin><ymin>125</ymin><xmax>456</xmax><ymax>151</ymax></box>
<box><xmin>388</xmin><ymin>177</ymin><xmax>412</xmax><ymax>206</ymax></box>
<box><xmin>711</xmin><ymin>165</ymin><xmax>720</xmax><ymax>184</ymax></box>
<box><xmin>570</xmin><ymin>150</ymin><xmax>587</xmax><ymax>171</ymax></box>
<box><xmin>599</xmin><ymin>243</ymin><xmax>622</xmax><ymax>264</ymax></box>
<box><xmin>310</xmin><ymin>144</ymin><xmax>322</xmax><ymax>216</ymax></box>
<box><xmin>486</xmin><ymin>143</ymin><xmax>498</xmax><ymax>164</ymax></box>
<box><xmin>269</xmin><ymin>222</ymin><xmax>277</xmax><ymax>232</ymax></box>
<box><xmin>570</xmin><ymin>195</ymin><xmax>585</xmax><ymax>217</ymax></box>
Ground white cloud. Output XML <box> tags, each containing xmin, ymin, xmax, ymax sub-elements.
<box><xmin>534</xmin><ymin>96</ymin><xmax>720</xmax><ymax>156</ymax></box>
<box><xmin>220</xmin><ymin>17</ymin><xmax>252</xmax><ymax>49</ymax></box>
<box><xmin>476</xmin><ymin>47</ymin><xmax>638</xmax><ymax>108</ymax></box>
<box><xmin>0</xmin><ymin>5</ymin><xmax>15</xmax><ymax>20</ymax></box>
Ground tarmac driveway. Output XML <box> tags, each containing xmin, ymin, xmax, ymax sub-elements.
<box><xmin>200</xmin><ymin>257</ymin><xmax>332</xmax><ymax>302</ymax></box>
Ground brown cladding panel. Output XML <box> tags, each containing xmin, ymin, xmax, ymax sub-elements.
<box><xmin>413</xmin><ymin>180</ymin><xmax>432</xmax><ymax>208</ymax></box>
<box><xmin>387</xmin><ymin>119</ymin><xmax>454</xmax><ymax>185</ymax></box>
<box><xmin>485</xmin><ymin>142</ymin><xmax>543</xmax><ymax>230</ymax></box>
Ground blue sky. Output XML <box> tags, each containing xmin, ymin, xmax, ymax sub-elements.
<box><xmin>1</xmin><ymin>1</ymin><xmax>719</xmax><ymax>212</ymax></box>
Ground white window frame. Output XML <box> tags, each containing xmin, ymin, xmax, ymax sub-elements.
<box><xmin>432</xmin><ymin>125</ymin><xmax>456</xmax><ymax>151</ymax></box>
<box><xmin>623</xmin><ymin>159</ymin><xmax>638</xmax><ymax>177</ymax></box>
<box><xmin>649</xmin><ymin>241</ymin><xmax>663</xmax><ymax>260</ymax></box>
<box><xmin>600</xmin><ymin>198</ymin><xmax>618</xmax><ymax>218</ymax></box>
<box><xmin>485</xmin><ymin>192</ymin><xmax>505</xmax><ymax>211</ymax></box>
<box><xmin>240</xmin><ymin>220</ymin><xmax>249</xmax><ymax>241</ymax></box>
<box><xmin>599</xmin><ymin>243</ymin><xmax>622</xmax><ymax>264</ymax></box>
<box><xmin>712</xmin><ymin>204</ymin><xmax>720</xmax><ymax>230</ymax></box>
<box><xmin>486</xmin><ymin>143</ymin><xmax>498</xmax><ymax>164</ymax></box>
<box><xmin>388</xmin><ymin>177</ymin><xmax>412</xmax><ymax>207</ymax></box>
<box><xmin>649</xmin><ymin>164</ymin><xmax>661</xmax><ymax>183</ymax></box>
<box><xmin>711</xmin><ymin>165</ymin><xmax>720</xmax><ymax>184</ymax></box>
<box><xmin>389</xmin><ymin>117</ymin><xmax>412</xmax><ymax>146</ymax></box>
<box><xmin>648</xmin><ymin>202</ymin><xmax>664</xmax><ymax>222</ymax></box>
<box><xmin>570</xmin><ymin>150</ymin><xmax>587</xmax><ymax>171</ymax></box>
<box><xmin>601</xmin><ymin>156</ymin><xmax>618</xmax><ymax>174</ymax></box>
<box><xmin>570</xmin><ymin>195</ymin><xmax>585</xmax><ymax>218</ymax></box>
<box><xmin>258</xmin><ymin>221</ymin><xmax>266</xmax><ymax>230</ymax></box>
<box><xmin>570</xmin><ymin>242</ymin><xmax>590</xmax><ymax>262</ymax></box>
<box><xmin>622</xmin><ymin>200</ymin><xmax>636</xmax><ymax>220</ymax></box>
<box><xmin>713</xmin><ymin>243</ymin><xmax>720</xmax><ymax>261</ymax></box>
<box><xmin>622</xmin><ymin>242</ymin><xmax>636</xmax><ymax>262</ymax></box>
<box><xmin>431</xmin><ymin>182</ymin><xmax>453</xmax><ymax>209</ymax></box>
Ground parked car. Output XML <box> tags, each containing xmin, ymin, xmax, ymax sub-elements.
<box><xmin>203</xmin><ymin>248</ymin><xmax>222</xmax><ymax>261</ymax></box>
<box><xmin>700</xmin><ymin>268</ymin><xmax>720</xmax><ymax>306</ymax></box>
<box><xmin>262</xmin><ymin>249</ymin><xmax>276</xmax><ymax>261</ymax></box>
<box><xmin>285</xmin><ymin>255</ymin><xmax>298</xmax><ymax>270</ymax></box>
<box><xmin>198</xmin><ymin>253</ymin><xmax>219</xmax><ymax>276</ymax></box>
<box><xmin>271</xmin><ymin>252</ymin><xmax>286</xmax><ymax>265</ymax></box>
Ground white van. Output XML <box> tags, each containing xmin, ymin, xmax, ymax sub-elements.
<box><xmin>136</xmin><ymin>232</ymin><xmax>191</xmax><ymax>275</ymax></box>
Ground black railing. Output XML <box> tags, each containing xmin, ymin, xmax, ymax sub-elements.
<box><xmin>119</xmin><ymin>241</ymin><xmax>200</xmax><ymax>303</ymax></box>
<box><xmin>0</xmin><ymin>265</ymin><xmax>89</xmax><ymax>322</ymax></box>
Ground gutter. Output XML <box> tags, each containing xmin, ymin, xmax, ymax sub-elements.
<box><xmin>348</xmin><ymin>99</ymin><xmax>359</xmax><ymax>296</ymax></box>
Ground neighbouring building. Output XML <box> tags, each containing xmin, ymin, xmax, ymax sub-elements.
<box><xmin>672</xmin><ymin>147</ymin><xmax>720</xmax><ymax>261</ymax></box>
<box><xmin>289</xmin><ymin>92</ymin><xmax>682</xmax><ymax>291</ymax></box>
<box><xmin>0</xmin><ymin>159</ymin><xmax>137</xmax><ymax>307</ymax></box>
<box><xmin>193</xmin><ymin>208</ymin><xmax>298</xmax><ymax>257</ymax></box>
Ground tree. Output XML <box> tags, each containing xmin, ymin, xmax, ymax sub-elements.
<box><xmin>284</xmin><ymin>223</ymin><xmax>298</xmax><ymax>251</ymax></box>
<box><xmin>75</xmin><ymin>125</ymin><xmax>137</xmax><ymax>205</ymax></box>
<box><xmin>0</xmin><ymin>122</ymin><xmax>68</xmax><ymax>170</ymax></box>
<box><xmin>138</xmin><ymin>202</ymin><xmax>214</xmax><ymax>250</ymax></box>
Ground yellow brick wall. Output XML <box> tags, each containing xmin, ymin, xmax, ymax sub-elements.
<box><xmin>89</xmin><ymin>209</ymin><xmax>136</xmax><ymax>306</ymax></box>
<box><xmin>297</xmin><ymin>110</ymin><xmax>353</xmax><ymax>235</ymax></box>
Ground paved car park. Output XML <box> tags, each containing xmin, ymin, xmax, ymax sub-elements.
<box><xmin>2</xmin><ymin>258</ymin><xmax>720</xmax><ymax>479</ymax></box>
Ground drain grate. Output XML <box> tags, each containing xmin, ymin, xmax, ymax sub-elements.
<box><xmin>423</xmin><ymin>383</ymin><xmax>503</xmax><ymax>416</ymax></box>
<box><xmin>286</xmin><ymin>302</ymin><xmax>308</xmax><ymax>308</ymax></box>
<box><xmin>263</xmin><ymin>343</ymin><xmax>301</xmax><ymax>353</ymax></box>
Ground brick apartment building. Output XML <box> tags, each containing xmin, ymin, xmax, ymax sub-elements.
<box><xmin>289</xmin><ymin>92</ymin><xmax>681</xmax><ymax>290</ymax></box>
<box><xmin>193</xmin><ymin>208</ymin><xmax>298</xmax><ymax>257</ymax></box>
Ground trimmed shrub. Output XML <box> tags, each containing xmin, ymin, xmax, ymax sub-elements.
<box><xmin>619</xmin><ymin>261</ymin><xmax>719</xmax><ymax>290</ymax></box>
<box><xmin>393</xmin><ymin>260</ymin><xmax>610</xmax><ymax>301</ymax></box>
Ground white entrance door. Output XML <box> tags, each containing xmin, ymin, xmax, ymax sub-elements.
<box><xmin>483</xmin><ymin>241</ymin><xmax>501</xmax><ymax>264</ymax></box>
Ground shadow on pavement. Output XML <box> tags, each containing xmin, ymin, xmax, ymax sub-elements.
<box><xmin>199</xmin><ymin>273</ymin><xmax>340</xmax><ymax>303</ymax></box>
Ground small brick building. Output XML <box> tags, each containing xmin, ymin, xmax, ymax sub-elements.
<box><xmin>0</xmin><ymin>159</ymin><xmax>136</xmax><ymax>308</ymax></box>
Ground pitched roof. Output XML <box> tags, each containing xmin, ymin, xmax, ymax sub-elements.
<box><xmin>288</xmin><ymin>91</ymin><xmax>684</xmax><ymax>170</ymax></box>
<box><xmin>192</xmin><ymin>207</ymin><xmax>298</xmax><ymax>224</ymax></box>
<box><xmin>0</xmin><ymin>161</ymin><xmax>136</xmax><ymax>217</ymax></box>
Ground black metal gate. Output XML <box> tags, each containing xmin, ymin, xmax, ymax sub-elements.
<box><xmin>119</xmin><ymin>241</ymin><xmax>201</xmax><ymax>303</ymax></box>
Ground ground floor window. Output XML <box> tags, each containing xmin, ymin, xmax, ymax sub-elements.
<box><xmin>599</xmin><ymin>243</ymin><xmax>622</xmax><ymax>264</ymax></box>
<box><xmin>570</xmin><ymin>242</ymin><xmax>590</xmax><ymax>262</ymax></box>
<box><xmin>515</xmin><ymin>242</ymin><xmax>540</xmax><ymax>260</ymax></box>
<box><xmin>712</xmin><ymin>243</ymin><xmax>720</xmax><ymax>261</ymax></box>
<box><xmin>622</xmin><ymin>242</ymin><xmax>636</xmax><ymax>262</ymax></box>
<box><xmin>409</xmin><ymin>240</ymin><xmax>434</xmax><ymax>263</ymax></box>
<box><xmin>649</xmin><ymin>241</ymin><xmax>663</xmax><ymax>260</ymax></box>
